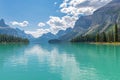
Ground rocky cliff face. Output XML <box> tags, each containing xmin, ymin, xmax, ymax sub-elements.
<box><xmin>73</xmin><ymin>15</ymin><xmax>92</xmax><ymax>32</ymax></box>
<box><xmin>85</xmin><ymin>0</ymin><xmax>120</xmax><ymax>35</ymax></box>
<box><xmin>58</xmin><ymin>16</ymin><xmax>92</xmax><ymax>41</ymax></box>
<box><xmin>59</xmin><ymin>0</ymin><xmax>120</xmax><ymax>41</ymax></box>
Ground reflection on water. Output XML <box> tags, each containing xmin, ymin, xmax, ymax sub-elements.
<box><xmin>0</xmin><ymin>43</ymin><xmax>120</xmax><ymax>80</ymax></box>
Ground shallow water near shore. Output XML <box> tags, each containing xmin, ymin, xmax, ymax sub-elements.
<box><xmin>0</xmin><ymin>43</ymin><xmax>120</xmax><ymax>80</ymax></box>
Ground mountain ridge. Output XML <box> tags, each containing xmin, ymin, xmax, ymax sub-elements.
<box><xmin>0</xmin><ymin>19</ymin><xmax>33</xmax><ymax>40</ymax></box>
<box><xmin>56</xmin><ymin>0</ymin><xmax>120</xmax><ymax>42</ymax></box>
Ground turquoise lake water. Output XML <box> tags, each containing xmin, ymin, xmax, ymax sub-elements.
<box><xmin>0</xmin><ymin>43</ymin><xmax>120</xmax><ymax>80</ymax></box>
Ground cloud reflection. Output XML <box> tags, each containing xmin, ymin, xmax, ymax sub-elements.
<box><xmin>5</xmin><ymin>44</ymin><xmax>100</xmax><ymax>80</ymax></box>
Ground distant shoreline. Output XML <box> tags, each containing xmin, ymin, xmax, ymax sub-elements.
<box><xmin>0</xmin><ymin>42</ymin><xmax>29</xmax><ymax>44</ymax></box>
<box><xmin>90</xmin><ymin>42</ymin><xmax>120</xmax><ymax>45</ymax></box>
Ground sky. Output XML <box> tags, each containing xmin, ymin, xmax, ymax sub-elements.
<box><xmin>0</xmin><ymin>0</ymin><xmax>112</xmax><ymax>38</ymax></box>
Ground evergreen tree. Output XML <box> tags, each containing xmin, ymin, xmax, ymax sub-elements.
<box><xmin>0</xmin><ymin>34</ymin><xmax>29</xmax><ymax>43</ymax></box>
<box><xmin>102</xmin><ymin>32</ymin><xmax>107</xmax><ymax>42</ymax></box>
<box><xmin>111</xmin><ymin>30</ymin><xmax>114</xmax><ymax>42</ymax></box>
<box><xmin>96</xmin><ymin>33</ymin><xmax>100</xmax><ymax>42</ymax></box>
<box><xmin>115</xmin><ymin>23</ymin><xmax>118</xmax><ymax>42</ymax></box>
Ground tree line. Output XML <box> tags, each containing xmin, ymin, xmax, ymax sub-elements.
<box><xmin>0</xmin><ymin>34</ymin><xmax>29</xmax><ymax>43</ymax></box>
<box><xmin>71</xmin><ymin>23</ymin><xmax>119</xmax><ymax>42</ymax></box>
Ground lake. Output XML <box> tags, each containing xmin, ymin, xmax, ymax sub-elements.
<box><xmin>0</xmin><ymin>43</ymin><xmax>120</xmax><ymax>80</ymax></box>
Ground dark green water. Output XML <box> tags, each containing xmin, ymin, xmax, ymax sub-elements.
<box><xmin>0</xmin><ymin>43</ymin><xmax>120</xmax><ymax>80</ymax></box>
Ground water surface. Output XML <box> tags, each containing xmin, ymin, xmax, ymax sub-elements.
<box><xmin>0</xmin><ymin>43</ymin><xmax>120</xmax><ymax>80</ymax></box>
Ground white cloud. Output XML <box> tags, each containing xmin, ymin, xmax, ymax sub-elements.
<box><xmin>26</xmin><ymin>0</ymin><xmax>112</xmax><ymax>37</ymax></box>
<box><xmin>25</xmin><ymin>29</ymin><xmax>50</xmax><ymax>38</ymax></box>
<box><xmin>47</xmin><ymin>16</ymin><xmax>78</xmax><ymax>34</ymax></box>
<box><xmin>38</xmin><ymin>22</ymin><xmax>46</xmax><ymax>27</ymax></box>
<box><xmin>26</xmin><ymin>15</ymin><xmax>78</xmax><ymax>37</ymax></box>
<box><xmin>45</xmin><ymin>0</ymin><xmax>112</xmax><ymax>35</ymax></box>
<box><xmin>60</xmin><ymin>0</ymin><xmax>112</xmax><ymax>16</ymax></box>
<box><xmin>11</xmin><ymin>21</ymin><xmax>29</xmax><ymax>27</ymax></box>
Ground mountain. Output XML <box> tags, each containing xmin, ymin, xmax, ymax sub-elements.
<box><xmin>85</xmin><ymin>0</ymin><xmax>120</xmax><ymax>35</ymax></box>
<box><xmin>59</xmin><ymin>15</ymin><xmax>92</xmax><ymax>41</ymax></box>
<box><xmin>0</xmin><ymin>19</ymin><xmax>9</xmax><ymax>27</ymax></box>
<box><xmin>59</xmin><ymin>0</ymin><xmax>120</xmax><ymax>41</ymax></box>
<box><xmin>48</xmin><ymin>15</ymin><xmax>92</xmax><ymax>42</ymax></box>
<box><xmin>56</xmin><ymin>28</ymin><xmax>72</xmax><ymax>37</ymax></box>
<box><xmin>0</xmin><ymin>19</ymin><xmax>33</xmax><ymax>40</ymax></box>
<box><xmin>33</xmin><ymin>28</ymin><xmax>73</xmax><ymax>43</ymax></box>
<box><xmin>15</xmin><ymin>28</ymin><xmax>33</xmax><ymax>40</ymax></box>
<box><xmin>32</xmin><ymin>32</ymin><xmax>58</xmax><ymax>43</ymax></box>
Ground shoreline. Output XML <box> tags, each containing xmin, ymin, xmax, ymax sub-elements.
<box><xmin>90</xmin><ymin>42</ymin><xmax>120</xmax><ymax>45</ymax></box>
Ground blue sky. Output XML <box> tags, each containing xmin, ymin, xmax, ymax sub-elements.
<box><xmin>0</xmin><ymin>0</ymin><xmax>112</xmax><ymax>38</ymax></box>
<box><xmin>0</xmin><ymin>0</ymin><xmax>63</xmax><ymax>30</ymax></box>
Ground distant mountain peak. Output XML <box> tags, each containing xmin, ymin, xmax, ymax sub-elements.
<box><xmin>0</xmin><ymin>19</ymin><xmax>9</xmax><ymax>27</ymax></box>
<box><xmin>0</xmin><ymin>19</ymin><xmax>4</xmax><ymax>22</ymax></box>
